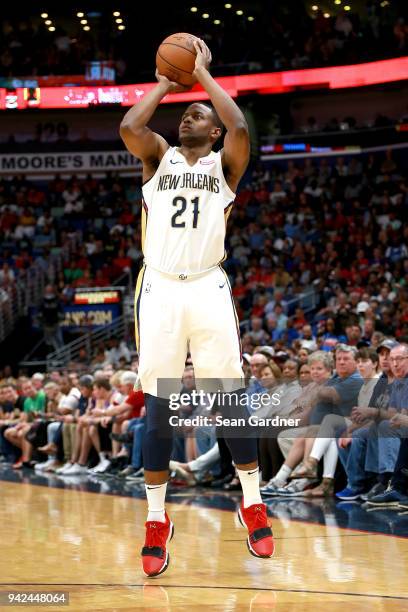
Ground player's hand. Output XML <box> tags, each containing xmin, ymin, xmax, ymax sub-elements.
<box><xmin>193</xmin><ymin>39</ymin><xmax>212</xmax><ymax>74</ymax></box>
<box><xmin>101</xmin><ymin>416</ymin><xmax>111</xmax><ymax>428</ymax></box>
<box><xmin>155</xmin><ymin>69</ymin><xmax>192</xmax><ymax>93</ymax></box>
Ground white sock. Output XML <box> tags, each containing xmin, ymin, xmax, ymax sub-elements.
<box><xmin>273</xmin><ymin>464</ymin><xmax>292</xmax><ymax>486</ymax></box>
<box><xmin>98</xmin><ymin>452</ymin><xmax>106</xmax><ymax>462</ymax></box>
<box><xmin>237</xmin><ymin>467</ymin><xmax>262</xmax><ymax>508</ymax></box>
<box><xmin>145</xmin><ymin>482</ymin><xmax>167</xmax><ymax>523</ymax></box>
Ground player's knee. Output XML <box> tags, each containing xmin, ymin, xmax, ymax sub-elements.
<box><xmin>210</xmin><ymin>363</ymin><xmax>243</xmax><ymax>381</ymax></box>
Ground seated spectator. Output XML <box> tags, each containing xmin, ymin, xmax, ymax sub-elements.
<box><xmin>262</xmin><ymin>351</ymin><xmax>333</xmax><ymax>495</ymax></box>
<box><xmin>247</xmin><ymin>316</ymin><xmax>270</xmax><ymax>345</ymax></box>
<box><xmin>59</xmin><ymin>375</ymin><xmax>94</xmax><ymax>475</ymax></box>
<box><xmin>299</xmin><ymin>362</ymin><xmax>312</xmax><ymax>386</ymax></box>
<box><xmin>360</xmin><ymin>343</ymin><xmax>408</xmax><ymax>505</ymax></box>
<box><xmin>4</xmin><ymin>380</ymin><xmax>46</xmax><ymax>468</ymax></box>
<box><xmin>34</xmin><ymin>380</ymin><xmax>66</xmax><ymax>472</ymax></box>
<box><xmin>247</xmin><ymin>353</ymin><xmax>269</xmax><ymax>396</ymax></box>
<box><xmin>84</xmin><ymin>379</ymin><xmax>114</xmax><ymax>474</ymax></box>
<box><xmin>308</xmin><ymin>345</ymin><xmax>363</xmax><ymax>426</ymax></box>
<box><xmin>0</xmin><ymin>383</ymin><xmax>25</xmax><ymax>461</ymax></box>
<box><xmin>336</xmin><ymin>339</ymin><xmax>396</xmax><ymax>501</ymax></box>
<box><xmin>253</xmin><ymin>359</ymin><xmax>302</xmax><ymax>482</ymax></box>
<box><xmin>291</xmin><ymin>345</ymin><xmax>363</xmax><ymax>496</ymax></box>
<box><xmin>368</xmin><ymin>428</ymin><xmax>408</xmax><ymax>508</ymax></box>
<box><xmin>302</xmin><ymin>346</ymin><xmax>379</xmax><ymax>497</ymax></box>
<box><xmin>91</xmin><ymin>371</ymin><xmax>141</xmax><ymax>475</ymax></box>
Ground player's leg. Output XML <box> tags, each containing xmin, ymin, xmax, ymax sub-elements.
<box><xmin>188</xmin><ymin>269</ymin><xmax>258</xmax><ymax>469</ymax></box>
<box><xmin>189</xmin><ymin>269</ymin><xmax>274</xmax><ymax>558</ymax></box>
<box><xmin>135</xmin><ymin>269</ymin><xmax>187</xmax><ymax>576</ymax></box>
<box><xmin>139</xmin><ymin>393</ymin><xmax>175</xmax><ymax>576</ymax></box>
<box><xmin>135</xmin><ymin>267</ymin><xmax>189</xmax><ymax>398</ymax></box>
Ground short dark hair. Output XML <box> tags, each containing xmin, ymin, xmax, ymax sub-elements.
<box><xmin>284</xmin><ymin>358</ymin><xmax>300</xmax><ymax>373</ymax></box>
<box><xmin>79</xmin><ymin>375</ymin><xmax>94</xmax><ymax>389</ymax></box>
<box><xmin>93</xmin><ymin>379</ymin><xmax>111</xmax><ymax>391</ymax></box>
<box><xmin>203</xmin><ymin>104</ymin><xmax>223</xmax><ymax>130</ymax></box>
<box><xmin>189</xmin><ymin>103</ymin><xmax>223</xmax><ymax>130</ymax></box>
<box><xmin>356</xmin><ymin>347</ymin><xmax>379</xmax><ymax>364</ymax></box>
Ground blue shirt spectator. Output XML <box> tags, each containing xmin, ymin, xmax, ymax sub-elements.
<box><xmin>310</xmin><ymin>345</ymin><xmax>363</xmax><ymax>424</ymax></box>
<box><xmin>389</xmin><ymin>377</ymin><xmax>408</xmax><ymax>412</ymax></box>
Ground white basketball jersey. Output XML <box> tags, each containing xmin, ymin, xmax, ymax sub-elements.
<box><xmin>141</xmin><ymin>146</ymin><xmax>235</xmax><ymax>275</ymax></box>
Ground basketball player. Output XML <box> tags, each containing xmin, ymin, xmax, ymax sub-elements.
<box><xmin>120</xmin><ymin>39</ymin><xmax>274</xmax><ymax>577</ymax></box>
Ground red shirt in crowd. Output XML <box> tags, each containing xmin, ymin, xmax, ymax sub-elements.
<box><xmin>113</xmin><ymin>255</ymin><xmax>132</xmax><ymax>271</ymax></box>
<box><xmin>125</xmin><ymin>390</ymin><xmax>145</xmax><ymax>418</ymax></box>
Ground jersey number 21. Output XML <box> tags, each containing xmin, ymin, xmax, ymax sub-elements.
<box><xmin>171</xmin><ymin>196</ymin><xmax>200</xmax><ymax>228</ymax></box>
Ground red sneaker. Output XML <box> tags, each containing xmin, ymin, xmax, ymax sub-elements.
<box><xmin>238</xmin><ymin>501</ymin><xmax>274</xmax><ymax>558</ymax></box>
<box><xmin>141</xmin><ymin>512</ymin><xmax>174</xmax><ymax>577</ymax></box>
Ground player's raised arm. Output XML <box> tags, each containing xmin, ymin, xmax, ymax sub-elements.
<box><xmin>119</xmin><ymin>73</ymin><xmax>189</xmax><ymax>173</ymax></box>
<box><xmin>192</xmin><ymin>40</ymin><xmax>250</xmax><ymax>191</ymax></box>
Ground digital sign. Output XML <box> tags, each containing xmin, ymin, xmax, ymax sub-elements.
<box><xmin>74</xmin><ymin>290</ymin><xmax>122</xmax><ymax>305</ymax></box>
<box><xmin>61</xmin><ymin>288</ymin><xmax>123</xmax><ymax>330</ymax></box>
<box><xmin>0</xmin><ymin>57</ymin><xmax>406</xmax><ymax>110</ymax></box>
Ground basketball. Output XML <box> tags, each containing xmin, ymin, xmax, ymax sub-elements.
<box><xmin>156</xmin><ymin>32</ymin><xmax>199</xmax><ymax>87</ymax></box>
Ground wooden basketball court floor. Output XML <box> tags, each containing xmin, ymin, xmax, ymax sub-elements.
<box><xmin>1</xmin><ymin>474</ymin><xmax>408</xmax><ymax>611</ymax></box>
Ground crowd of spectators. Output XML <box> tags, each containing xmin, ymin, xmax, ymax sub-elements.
<box><xmin>0</xmin><ymin>146</ymin><xmax>407</xmax><ymax>513</ymax></box>
<box><xmin>1</xmin><ymin>3</ymin><xmax>407</xmax><ymax>81</ymax></box>
<box><xmin>1</xmin><ymin>149</ymin><xmax>407</xmax><ymax>351</ymax></box>
<box><xmin>0</xmin><ymin>21</ymin><xmax>127</xmax><ymax>80</ymax></box>
<box><xmin>0</xmin><ymin>173</ymin><xmax>143</xmax><ymax>338</ymax></box>
<box><xmin>229</xmin><ymin>149</ymin><xmax>408</xmax><ymax>349</ymax></box>
<box><xmin>1</xmin><ymin>339</ymin><xmax>407</xmax><ymax>512</ymax></box>
<box><xmin>298</xmin><ymin>112</ymin><xmax>403</xmax><ymax>135</ymax></box>
<box><xmin>260</xmin><ymin>5</ymin><xmax>408</xmax><ymax>72</ymax></box>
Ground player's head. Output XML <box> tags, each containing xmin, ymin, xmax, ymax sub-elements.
<box><xmin>178</xmin><ymin>103</ymin><xmax>223</xmax><ymax>147</ymax></box>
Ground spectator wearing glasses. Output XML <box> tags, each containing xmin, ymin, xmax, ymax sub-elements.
<box><xmin>366</xmin><ymin>343</ymin><xmax>408</xmax><ymax>506</ymax></box>
<box><xmin>335</xmin><ymin>339</ymin><xmax>397</xmax><ymax>501</ymax></box>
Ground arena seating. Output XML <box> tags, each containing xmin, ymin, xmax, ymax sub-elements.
<box><xmin>1</xmin><ymin>148</ymin><xmax>407</xmax><ymax>505</ymax></box>
<box><xmin>0</xmin><ymin>5</ymin><xmax>406</xmax><ymax>81</ymax></box>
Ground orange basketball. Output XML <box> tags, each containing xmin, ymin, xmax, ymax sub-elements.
<box><xmin>156</xmin><ymin>32</ymin><xmax>199</xmax><ymax>87</ymax></box>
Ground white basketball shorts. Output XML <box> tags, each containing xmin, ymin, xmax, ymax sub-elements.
<box><xmin>134</xmin><ymin>265</ymin><xmax>244</xmax><ymax>397</ymax></box>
